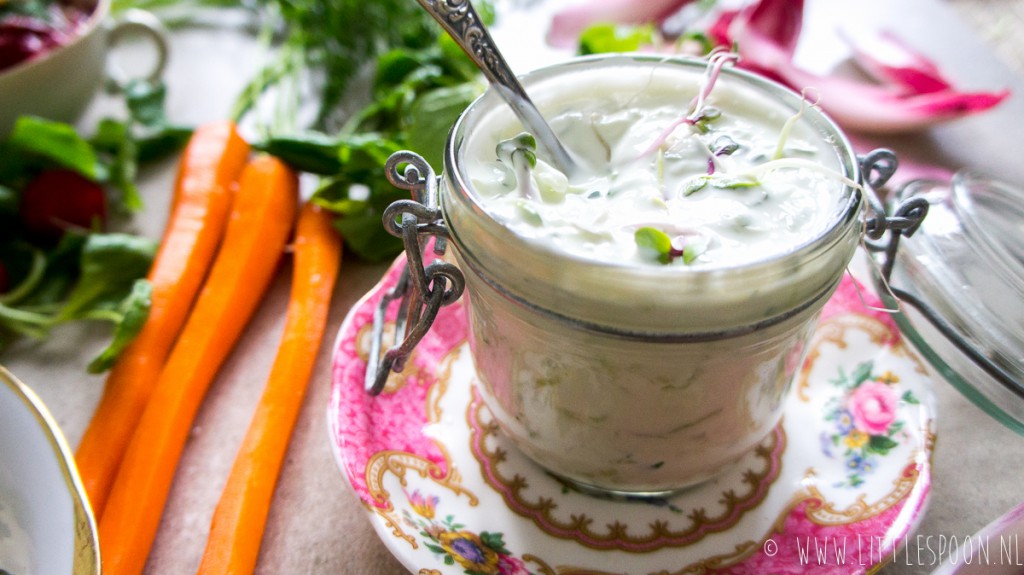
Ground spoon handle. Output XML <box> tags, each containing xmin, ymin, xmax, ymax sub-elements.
<box><xmin>415</xmin><ymin>0</ymin><xmax>578</xmax><ymax>175</ymax></box>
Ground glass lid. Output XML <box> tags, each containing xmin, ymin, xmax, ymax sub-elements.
<box><xmin>875</xmin><ymin>170</ymin><xmax>1024</xmax><ymax>434</ymax></box>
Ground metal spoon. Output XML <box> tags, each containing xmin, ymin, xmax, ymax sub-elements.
<box><xmin>415</xmin><ymin>0</ymin><xmax>580</xmax><ymax>176</ymax></box>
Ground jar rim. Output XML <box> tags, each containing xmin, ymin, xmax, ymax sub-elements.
<box><xmin>445</xmin><ymin>54</ymin><xmax>862</xmax><ymax>275</ymax></box>
<box><xmin>441</xmin><ymin>54</ymin><xmax>865</xmax><ymax>333</ymax></box>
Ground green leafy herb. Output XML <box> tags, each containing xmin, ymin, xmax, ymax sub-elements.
<box><xmin>115</xmin><ymin>0</ymin><xmax>493</xmax><ymax>265</ymax></box>
<box><xmin>0</xmin><ymin>81</ymin><xmax>180</xmax><ymax>368</ymax></box>
<box><xmin>87</xmin><ymin>280</ymin><xmax>153</xmax><ymax>374</ymax></box>
<box><xmin>496</xmin><ymin>133</ymin><xmax>538</xmax><ymax>168</ymax></box>
<box><xmin>496</xmin><ymin>133</ymin><xmax>539</xmax><ymax>200</ymax></box>
<box><xmin>681</xmin><ymin>236</ymin><xmax>709</xmax><ymax>264</ymax></box>
<box><xmin>406</xmin><ymin>83</ymin><xmax>482</xmax><ymax>168</ymax></box>
<box><xmin>634</xmin><ymin>227</ymin><xmax>673</xmax><ymax>264</ymax></box>
<box><xmin>681</xmin><ymin>175</ymin><xmax>709</xmax><ymax>196</ymax></box>
<box><xmin>297</xmin><ymin>135</ymin><xmax>407</xmax><ymax>261</ymax></box>
<box><xmin>91</xmin><ymin>80</ymin><xmax>194</xmax><ymax>211</ymax></box>
<box><xmin>635</xmin><ymin>227</ymin><xmax>708</xmax><ymax>265</ymax></box>
<box><xmin>248</xmin><ymin>22</ymin><xmax>489</xmax><ymax>261</ymax></box>
<box><xmin>514</xmin><ymin>200</ymin><xmax>543</xmax><ymax>227</ymax></box>
<box><xmin>56</xmin><ymin>233</ymin><xmax>157</xmax><ymax>322</ymax></box>
<box><xmin>709</xmin><ymin>176</ymin><xmax>760</xmax><ymax>189</ymax></box>
<box><xmin>578</xmin><ymin>23</ymin><xmax>657</xmax><ymax>56</ymax></box>
<box><xmin>0</xmin><ymin>233</ymin><xmax>156</xmax><ymax>360</ymax></box>
<box><xmin>4</xmin><ymin>116</ymin><xmax>103</xmax><ymax>180</ymax></box>
<box><xmin>215</xmin><ymin>0</ymin><xmax>446</xmax><ymax>129</ymax></box>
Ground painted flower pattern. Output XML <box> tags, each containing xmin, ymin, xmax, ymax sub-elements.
<box><xmin>848</xmin><ymin>380</ymin><xmax>899</xmax><ymax>435</ymax></box>
<box><xmin>402</xmin><ymin>489</ymin><xmax>531</xmax><ymax>575</ymax></box>
<box><xmin>821</xmin><ymin>361</ymin><xmax>918</xmax><ymax>487</ymax></box>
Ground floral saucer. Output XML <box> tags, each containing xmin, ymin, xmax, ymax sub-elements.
<box><xmin>328</xmin><ymin>257</ymin><xmax>935</xmax><ymax>575</ymax></box>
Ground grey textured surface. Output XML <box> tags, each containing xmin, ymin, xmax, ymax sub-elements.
<box><xmin>1</xmin><ymin>1</ymin><xmax>1022</xmax><ymax>574</ymax></box>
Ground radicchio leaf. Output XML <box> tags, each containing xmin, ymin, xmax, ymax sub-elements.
<box><xmin>712</xmin><ymin>0</ymin><xmax>1009</xmax><ymax>134</ymax></box>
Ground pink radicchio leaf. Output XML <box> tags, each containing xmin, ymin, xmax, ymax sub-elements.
<box><xmin>840</xmin><ymin>29</ymin><xmax>953</xmax><ymax>95</ymax></box>
<box><xmin>847</xmin><ymin>133</ymin><xmax>956</xmax><ymax>192</ymax></box>
<box><xmin>546</xmin><ymin>0</ymin><xmax>695</xmax><ymax>49</ymax></box>
<box><xmin>736</xmin><ymin>0</ymin><xmax>804</xmax><ymax>59</ymax></box>
<box><xmin>707</xmin><ymin>8</ymin><xmax>738</xmax><ymax>48</ymax></box>
<box><xmin>717</xmin><ymin>0</ymin><xmax>1010</xmax><ymax>134</ymax></box>
<box><xmin>763</xmin><ymin>60</ymin><xmax>1008</xmax><ymax>133</ymax></box>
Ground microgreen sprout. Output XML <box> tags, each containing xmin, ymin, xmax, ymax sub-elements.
<box><xmin>707</xmin><ymin>135</ymin><xmax>739</xmax><ymax>175</ymax></box>
<box><xmin>496</xmin><ymin>132</ymin><xmax>540</xmax><ymax>200</ymax></box>
<box><xmin>737</xmin><ymin>157</ymin><xmax>861</xmax><ymax>190</ymax></box>
<box><xmin>657</xmin><ymin>147</ymin><xmax>665</xmax><ymax>189</ymax></box>
<box><xmin>514</xmin><ymin>199</ymin><xmax>544</xmax><ymax>226</ymax></box>
<box><xmin>712</xmin><ymin>135</ymin><xmax>739</xmax><ymax>157</ymax></box>
<box><xmin>635</xmin><ymin>227</ymin><xmax>674</xmax><ymax>264</ymax></box>
<box><xmin>685</xmin><ymin>50</ymin><xmax>739</xmax><ymax>125</ymax></box>
<box><xmin>634</xmin><ymin>227</ymin><xmax>707</xmax><ymax>265</ymax></box>
<box><xmin>773</xmin><ymin>88</ymin><xmax>820</xmax><ymax>160</ymax></box>
<box><xmin>638</xmin><ymin>49</ymin><xmax>739</xmax><ymax>158</ymax></box>
<box><xmin>681</xmin><ymin>175</ymin><xmax>709</xmax><ymax>196</ymax></box>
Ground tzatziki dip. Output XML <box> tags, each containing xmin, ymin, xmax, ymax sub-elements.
<box><xmin>460</xmin><ymin>53</ymin><xmax>850</xmax><ymax>269</ymax></box>
<box><xmin>439</xmin><ymin>55</ymin><xmax>862</xmax><ymax>493</ymax></box>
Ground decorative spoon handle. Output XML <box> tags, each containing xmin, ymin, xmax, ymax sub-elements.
<box><xmin>415</xmin><ymin>0</ymin><xmax>579</xmax><ymax>175</ymax></box>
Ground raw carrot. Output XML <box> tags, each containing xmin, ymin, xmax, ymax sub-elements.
<box><xmin>196</xmin><ymin>202</ymin><xmax>341</xmax><ymax>575</ymax></box>
<box><xmin>97</xmin><ymin>154</ymin><xmax>298</xmax><ymax>575</ymax></box>
<box><xmin>75</xmin><ymin>121</ymin><xmax>249</xmax><ymax>519</ymax></box>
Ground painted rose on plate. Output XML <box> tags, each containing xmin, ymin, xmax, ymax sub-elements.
<box><xmin>821</xmin><ymin>362</ymin><xmax>919</xmax><ymax>487</ymax></box>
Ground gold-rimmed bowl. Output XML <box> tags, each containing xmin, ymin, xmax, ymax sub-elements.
<box><xmin>0</xmin><ymin>366</ymin><xmax>98</xmax><ymax>574</ymax></box>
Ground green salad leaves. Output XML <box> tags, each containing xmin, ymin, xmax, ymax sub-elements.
<box><xmin>252</xmin><ymin>25</ymin><xmax>489</xmax><ymax>261</ymax></box>
<box><xmin>0</xmin><ymin>82</ymin><xmax>188</xmax><ymax>369</ymax></box>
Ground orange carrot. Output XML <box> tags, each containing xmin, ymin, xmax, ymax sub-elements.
<box><xmin>98</xmin><ymin>155</ymin><xmax>298</xmax><ymax>575</ymax></box>
<box><xmin>76</xmin><ymin>121</ymin><xmax>249</xmax><ymax>519</ymax></box>
<box><xmin>196</xmin><ymin>202</ymin><xmax>341</xmax><ymax>575</ymax></box>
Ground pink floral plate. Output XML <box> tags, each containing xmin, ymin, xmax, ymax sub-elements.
<box><xmin>328</xmin><ymin>256</ymin><xmax>936</xmax><ymax>575</ymax></box>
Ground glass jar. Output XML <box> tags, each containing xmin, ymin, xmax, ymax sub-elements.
<box><xmin>436</xmin><ymin>55</ymin><xmax>864</xmax><ymax>495</ymax></box>
<box><xmin>376</xmin><ymin>54</ymin><xmax>878</xmax><ymax>496</ymax></box>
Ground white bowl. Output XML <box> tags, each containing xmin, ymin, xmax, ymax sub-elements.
<box><xmin>0</xmin><ymin>366</ymin><xmax>99</xmax><ymax>575</ymax></box>
<box><xmin>0</xmin><ymin>0</ymin><xmax>166</xmax><ymax>137</ymax></box>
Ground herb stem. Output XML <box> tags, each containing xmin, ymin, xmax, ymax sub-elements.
<box><xmin>78</xmin><ymin>309</ymin><xmax>126</xmax><ymax>323</ymax></box>
<box><xmin>738</xmin><ymin>157</ymin><xmax>861</xmax><ymax>189</ymax></box>
<box><xmin>0</xmin><ymin>303</ymin><xmax>52</xmax><ymax>338</ymax></box>
<box><xmin>0</xmin><ymin>249</ymin><xmax>47</xmax><ymax>306</ymax></box>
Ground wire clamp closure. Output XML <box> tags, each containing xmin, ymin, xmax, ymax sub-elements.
<box><xmin>364</xmin><ymin>152</ymin><xmax>465</xmax><ymax>396</ymax></box>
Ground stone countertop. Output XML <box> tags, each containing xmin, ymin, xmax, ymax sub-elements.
<box><xmin>2</xmin><ymin>1</ymin><xmax>1023</xmax><ymax>573</ymax></box>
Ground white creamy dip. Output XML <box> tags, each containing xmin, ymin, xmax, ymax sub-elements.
<box><xmin>441</xmin><ymin>56</ymin><xmax>861</xmax><ymax>493</ymax></box>
<box><xmin>462</xmin><ymin>59</ymin><xmax>848</xmax><ymax>268</ymax></box>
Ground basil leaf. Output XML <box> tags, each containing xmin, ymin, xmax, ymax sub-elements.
<box><xmin>87</xmin><ymin>279</ymin><xmax>152</xmax><ymax>374</ymax></box>
<box><xmin>309</xmin><ymin>136</ymin><xmax>406</xmax><ymax>262</ymax></box>
<box><xmin>57</xmin><ymin>233</ymin><xmax>157</xmax><ymax>321</ymax></box>
<box><xmin>22</xmin><ymin>234</ymin><xmax>88</xmax><ymax>307</ymax></box>
<box><xmin>136</xmin><ymin>126</ymin><xmax>193</xmax><ymax>163</ymax></box>
<box><xmin>408</xmin><ymin>84</ymin><xmax>482</xmax><ymax>168</ymax></box>
<box><xmin>7</xmin><ymin>116</ymin><xmax>102</xmax><ymax>179</ymax></box>
<box><xmin>124</xmin><ymin>80</ymin><xmax>170</xmax><ymax>128</ymax></box>
<box><xmin>91</xmin><ymin>118</ymin><xmax>144</xmax><ymax>212</ymax></box>
<box><xmin>331</xmin><ymin>206</ymin><xmax>404</xmax><ymax>262</ymax></box>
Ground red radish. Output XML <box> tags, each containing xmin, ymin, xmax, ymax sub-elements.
<box><xmin>19</xmin><ymin>169</ymin><xmax>108</xmax><ymax>243</ymax></box>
